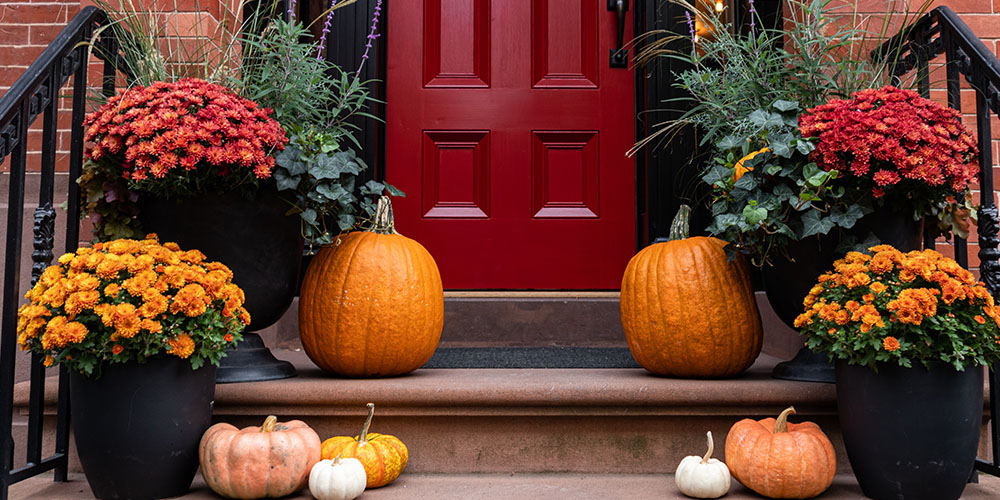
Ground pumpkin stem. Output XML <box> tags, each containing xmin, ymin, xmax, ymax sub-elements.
<box><xmin>774</xmin><ymin>406</ymin><xmax>796</xmax><ymax>434</ymax></box>
<box><xmin>371</xmin><ymin>196</ymin><xmax>399</xmax><ymax>235</ymax></box>
<box><xmin>261</xmin><ymin>415</ymin><xmax>278</xmax><ymax>433</ymax></box>
<box><xmin>359</xmin><ymin>403</ymin><xmax>376</xmax><ymax>445</ymax></box>
<box><xmin>668</xmin><ymin>205</ymin><xmax>691</xmax><ymax>241</ymax></box>
<box><xmin>701</xmin><ymin>431</ymin><xmax>714</xmax><ymax>464</ymax></box>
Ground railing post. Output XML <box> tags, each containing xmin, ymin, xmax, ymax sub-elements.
<box><xmin>0</xmin><ymin>99</ymin><xmax>29</xmax><ymax>500</ymax></box>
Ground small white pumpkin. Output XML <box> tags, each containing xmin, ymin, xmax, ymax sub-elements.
<box><xmin>309</xmin><ymin>456</ymin><xmax>367</xmax><ymax>500</ymax></box>
<box><xmin>675</xmin><ymin>431</ymin><xmax>731</xmax><ymax>499</ymax></box>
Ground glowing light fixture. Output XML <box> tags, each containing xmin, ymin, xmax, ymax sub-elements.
<box><xmin>715</xmin><ymin>1</ymin><xmax>724</xmax><ymax>11</ymax></box>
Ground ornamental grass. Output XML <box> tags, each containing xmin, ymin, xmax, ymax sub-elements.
<box><xmin>795</xmin><ymin>245</ymin><xmax>1000</xmax><ymax>371</ymax></box>
<box><xmin>16</xmin><ymin>235</ymin><xmax>248</xmax><ymax>377</ymax></box>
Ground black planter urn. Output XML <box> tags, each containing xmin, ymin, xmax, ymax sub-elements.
<box><xmin>70</xmin><ymin>357</ymin><xmax>216</xmax><ymax>499</ymax></box>
<box><xmin>836</xmin><ymin>360</ymin><xmax>984</xmax><ymax>500</ymax></box>
<box><xmin>138</xmin><ymin>189</ymin><xmax>301</xmax><ymax>383</ymax></box>
<box><xmin>765</xmin><ymin>207</ymin><xmax>924</xmax><ymax>382</ymax></box>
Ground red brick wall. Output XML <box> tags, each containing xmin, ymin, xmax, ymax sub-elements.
<box><xmin>0</xmin><ymin>0</ymin><xmax>236</xmax><ymax>173</ymax></box>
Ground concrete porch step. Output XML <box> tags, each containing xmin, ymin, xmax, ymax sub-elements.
<box><xmin>11</xmin><ymin>471</ymin><xmax>1000</xmax><ymax>499</ymax></box>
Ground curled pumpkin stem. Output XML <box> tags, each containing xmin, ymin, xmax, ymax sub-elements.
<box><xmin>359</xmin><ymin>402</ymin><xmax>376</xmax><ymax>445</ymax></box>
<box><xmin>774</xmin><ymin>406</ymin><xmax>796</xmax><ymax>434</ymax></box>
<box><xmin>261</xmin><ymin>415</ymin><xmax>278</xmax><ymax>433</ymax></box>
<box><xmin>702</xmin><ymin>431</ymin><xmax>714</xmax><ymax>464</ymax></box>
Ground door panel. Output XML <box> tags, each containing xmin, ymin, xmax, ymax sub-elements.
<box><xmin>387</xmin><ymin>0</ymin><xmax>635</xmax><ymax>289</ymax></box>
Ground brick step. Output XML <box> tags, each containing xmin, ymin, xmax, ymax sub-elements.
<box><xmin>11</xmin><ymin>471</ymin><xmax>1000</xmax><ymax>500</ymax></box>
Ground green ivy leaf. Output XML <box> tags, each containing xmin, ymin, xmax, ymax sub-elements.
<box><xmin>337</xmin><ymin>213</ymin><xmax>356</xmax><ymax>231</ymax></box>
<box><xmin>386</xmin><ymin>184</ymin><xmax>406</xmax><ymax>197</ymax></box>
<box><xmin>301</xmin><ymin>208</ymin><xmax>318</xmax><ymax>225</ymax></box>
<box><xmin>273</xmin><ymin>169</ymin><xmax>300</xmax><ymax>191</ymax></box>
<box><xmin>800</xmin><ymin>210</ymin><xmax>836</xmax><ymax>237</ymax></box>
<box><xmin>315</xmin><ymin>183</ymin><xmax>348</xmax><ymax>201</ymax></box>
<box><xmin>718</xmin><ymin>135</ymin><xmax>744</xmax><ymax>150</ymax></box>
<box><xmin>734</xmin><ymin>172</ymin><xmax>758</xmax><ymax>191</ymax></box>
<box><xmin>743</xmin><ymin>203</ymin><xmax>768</xmax><ymax>226</ymax></box>
<box><xmin>772</xmin><ymin>99</ymin><xmax>799</xmax><ymax>112</ymax></box>
<box><xmin>702</xmin><ymin>165</ymin><xmax>732</xmax><ymax>186</ymax></box>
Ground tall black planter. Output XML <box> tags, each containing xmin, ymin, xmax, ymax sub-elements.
<box><xmin>138</xmin><ymin>189</ymin><xmax>301</xmax><ymax>382</ymax></box>
<box><xmin>70</xmin><ymin>357</ymin><xmax>216</xmax><ymax>499</ymax></box>
<box><xmin>765</xmin><ymin>208</ymin><xmax>924</xmax><ymax>382</ymax></box>
<box><xmin>836</xmin><ymin>360</ymin><xmax>984</xmax><ymax>500</ymax></box>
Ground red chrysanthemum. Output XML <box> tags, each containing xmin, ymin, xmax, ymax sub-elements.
<box><xmin>83</xmin><ymin>78</ymin><xmax>287</xmax><ymax>183</ymax></box>
<box><xmin>800</xmin><ymin>86</ymin><xmax>979</xmax><ymax>200</ymax></box>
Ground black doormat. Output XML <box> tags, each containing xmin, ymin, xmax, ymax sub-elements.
<box><xmin>424</xmin><ymin>347</ymin><xmax>640</xmax><ymax>369</ymax></box>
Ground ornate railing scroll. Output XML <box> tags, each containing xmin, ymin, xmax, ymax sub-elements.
<box><xmin>873</xmin><ymin>5</ymin><xmax>1000</xmax><ymax>478</ymax></box>
<box><xmin>0</xmin><ymin>7</ymin><xmax>121</xmax><ymax>500</ymax></box>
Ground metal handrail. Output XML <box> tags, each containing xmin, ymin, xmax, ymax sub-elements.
<box><xmin>874</xmin><ymin>5</ymin><xmax>1000</xmax><ymax>478</ymax></box>
<box><xmin>0</xmin><ymin>6</ymin><xmax>120</xmax><ymax>499</ymax></box>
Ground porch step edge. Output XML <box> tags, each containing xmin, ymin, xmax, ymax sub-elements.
<box><xmin>11</xmin><ymin>471</ymin><xmax>1000</xmax><ymax>500</ymax></box>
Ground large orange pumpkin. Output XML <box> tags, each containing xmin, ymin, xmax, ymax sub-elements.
<box><xmin>725</xmin><ymin>406</ymin><xmax>837</xmax><ymax>499</ymax></box>
<box><xmin>299</xmin><ymin>196</ymin><xmax>443</xmax><ymax>377</ymax></box>
<box><xmin>321</xmin><ymin>403</ymin><xmax>408</xmax><ymax>488</ymax></box>
<box><xmin>620</xmin><ymin>205</ymin><xmax>762</xmax><ymax>377</ymax></box>
<box><xmin>199</xmin><ymin>416</ymin><xmax>322</xmax><ymax>499</ymax></box>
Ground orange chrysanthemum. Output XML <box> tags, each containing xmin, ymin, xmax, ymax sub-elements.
<box><xmin>883</xmin><ymin>337</ymin><xmax>900</xmax><ymax>352</ymax></box>
<box><xmin>167</xmin><ymin>333</ymin><xmax>196</xmax><ymax>359</ymax></box>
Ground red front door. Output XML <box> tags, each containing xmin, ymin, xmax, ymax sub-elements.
<box><xmin>386</xmin><ymin>0</ymin><xmax>635</xmax><ymax>289</ymax></box>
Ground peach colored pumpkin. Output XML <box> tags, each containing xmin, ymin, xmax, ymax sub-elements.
<box><xmin>199</xmin><ymin>416</ymin><xmax>321</xmax><ymax>499</ymax></box>
<box><xmin>725</xmin><ymin>406</ymin><xmax>836</xmax><ymax>499</ymax></box>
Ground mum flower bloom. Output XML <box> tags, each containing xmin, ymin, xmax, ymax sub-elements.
<box><xmin>167</xmin><ymin>334</ymin><xmax>196</xmax><ymax>359</ymax></box>
<box><xmin>883</xmin><ymin>337</ymin><xmax>900</xmax><ymax>351</ymax></box>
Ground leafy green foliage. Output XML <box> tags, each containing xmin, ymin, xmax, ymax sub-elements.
<box><xmin>634</xmin><ymin>0</ymin><xmax>932</xmax><ymax>264</ymax></box>
<box><xmin>634</xmin><ymin>0</ymin><xmax>927</xmax><ymax>153</ymax></box>
<box><xmin>275</xmin><ymin>127</ymin><xmax>402</xmax><ymax>247</ymax></box>
<box><xmin>704</xmin><ymin>100</ymin><xmax>872</xmax><ymax>265</ymax></box>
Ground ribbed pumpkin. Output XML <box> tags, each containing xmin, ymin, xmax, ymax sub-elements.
<box><xmin>725</xmin><ymin>407</ymin><xmax>837</xmax><ymax>499</ymax></box>
<box><xmin>299</xmin><ymin>196</ymin><xmax>443</xmax><ymax>377</ymax></box>
<box><xmin>199</xmin><ymin>416</ymin><xmax>322</xmax><ymax>499</ymax></box>
<box><xmin>321</xmin><ymin>403</ymin><xmax>408</xmax><ymax>488</ymax></box>
<box><xmin>620</xmin><ymin>205</ymin><xmax>763</xmax><ymax>377</ymax></box>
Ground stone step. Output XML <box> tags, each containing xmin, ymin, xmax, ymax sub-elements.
<box><xmin>17</xmin><ymin>351</ymin><xmax>852</xmax><ymax>475</ymax></box>
<box><xmin>10</xmin><ymin>471</ymin><xmax>1000</xmax><ymax>499</ymax></box>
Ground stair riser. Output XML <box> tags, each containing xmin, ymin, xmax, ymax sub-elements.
<box><xmin>18</xmin><ymin>402</ymin><xmax>992</xmax><ymax>476</ymax></box>
<box><xmin>260</xmin><ymin>293</ymin><xmax>803</xmax><ymax>356</ymax></box>
<box><xmin>211</xmin><ymin>412</ymin><xmax>854</xmax><ymax>474</ymax></box>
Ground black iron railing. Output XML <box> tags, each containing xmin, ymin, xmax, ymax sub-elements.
<box><xmin>0</xmin><ymin>6</ymin><xmax>122</xmax><ymax>499</ymax></box>
<box><xmin>874</xmin><ymin>5</ymin><xmax>1000</xmax><ymax>478</ymax></box>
